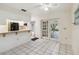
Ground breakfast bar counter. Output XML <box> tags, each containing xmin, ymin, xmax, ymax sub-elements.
<box><xmin>0</xmin><ymin>30</ymin><xmax>31</xmax><ymax>53</ymax></box>
<box><xmin>0</xmin><ymin>29</ymin><xmax>30</xmax><ymax>34</ymax></box>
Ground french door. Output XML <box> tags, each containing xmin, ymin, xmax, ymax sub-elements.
<box><xmin>41</xmin><ymin>20</ymin><xmax>48</xmax><ymax>38</ymax></box>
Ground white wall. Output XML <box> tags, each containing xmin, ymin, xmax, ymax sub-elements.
<box><xmin>72</xmin><ymin>4</ymin><xmax>79</xmax><ymax>54</ymax></box>
<box><xmin>0</xmin><ymin>25</ymin><xmax>7</xmax><ymax>33</ymax></box>
<box><xmin>31</xmin><ymin>10</ymin><xmax>72</xmax><ymax>45</ymax></box>
<box><xmin>31</xmin><ymin>16</ymin><xmax>41</xmax><ymax>38</ymax></box>
<box><xmin>47</xmin><ymin>11</ymin><xmax>72</xmax><ymax>45</ymax></box>
<box><xmin>0</xmin><ymin>7</ymin><xmax>31</xmax><ymax>25</ymax></box>
<box><xmin>0</xmin><ymin>10</ymin><xmax>17</xmax><ymax>24</ymax></box>
<box><xmin>72</xmin><ymin>26</ymin><xmax>79</xmax><ymax>54</ymax></box>
<box><xmin>0</xmin><ymin>6</ymin><xmax>31</xmax><ymax>32</ymax></box>
<box><xmin>58</xmin><ymin>11</ymin><xmax>72</xmax><ymax>45</ymax></box>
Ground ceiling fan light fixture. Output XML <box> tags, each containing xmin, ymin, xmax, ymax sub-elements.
<box><xmin>40</xmin><ymin>3</ymin><xmax>51</xmax><ymax>11</ymax></box>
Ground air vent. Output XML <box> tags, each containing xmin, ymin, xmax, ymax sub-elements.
<box><xmin>21</xmin><ymin>9</ymin><xmax>27</xmax><ymax>12</ymax></box>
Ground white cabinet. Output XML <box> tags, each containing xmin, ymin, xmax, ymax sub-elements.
<box><xmin>0</xmin><ymin>33</ymin><xmax>17</xmax><ymax>52</ymax></box>
<box><xmin>0</xmin><ymin>31</ymin><xmax>31</xmax><ymax>53</ymax></box>
<box><xmin>17</xmin><ymin>32</ymin><xmax>31</xmax><ymax>44</ymax></box>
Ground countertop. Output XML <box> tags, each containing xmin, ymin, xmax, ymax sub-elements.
<box><xmin>0</xmin><ymin>29</ymin><xmax>31</xmax><ymax>35</ymax></box>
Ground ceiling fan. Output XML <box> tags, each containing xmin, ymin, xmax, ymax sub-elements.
<box><xmin>21</xmin><ymin>3</ymin><xmax>58</xmax><ymax>12</ymax></box>
<box><xmin>40</xmin><ymin>3</ymin><xmax>58</xmax><ymax>11</ymax></box>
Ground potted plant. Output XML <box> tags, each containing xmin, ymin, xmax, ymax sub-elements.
<box><xmin>51</xmin><ymin>24</ymin><xmax>59</xmax><ymax>38</ymax></box>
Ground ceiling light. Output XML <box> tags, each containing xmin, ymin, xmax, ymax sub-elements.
<box><xmin>44</xmin><ymin>7</ymin><xmax>48</xmax><ymax>11</ymax></box>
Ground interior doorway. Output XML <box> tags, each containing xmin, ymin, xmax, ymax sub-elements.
<box><xmin>41</xmin><ymin>18</ymin><xmax>60</xmax><ymax>41</ymax></box>
<box><xmin>49</xmin><ymin>18</ymin><xmax>59</xmax><ymax>41</ymax></box>
<box><xmin>30</xmin><ymin>21</ymin><xmax>36</xmax><ymax>38</ymax></box>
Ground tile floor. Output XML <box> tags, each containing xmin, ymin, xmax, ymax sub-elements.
<box><xmin>0</xmin><ymin>39</ymin><xmax>73</xmax><ymax>55</ymax></box>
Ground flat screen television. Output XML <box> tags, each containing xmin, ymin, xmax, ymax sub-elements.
<box><xmin>10</xmin><ymin>22</ymin><xmax>19</xmax><ymax>31</ymax></box>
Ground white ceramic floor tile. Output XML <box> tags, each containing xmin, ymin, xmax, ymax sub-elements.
<box><xmin>0</xmin><ymin>39</ymin><xmax>73</xmax><ymax>55</ymax></box>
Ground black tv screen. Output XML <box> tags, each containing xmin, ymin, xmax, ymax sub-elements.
<box><xmin>10</xmin><ymin>22</ymin><xmax>19</xmax><ymax>31</ymax></box>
